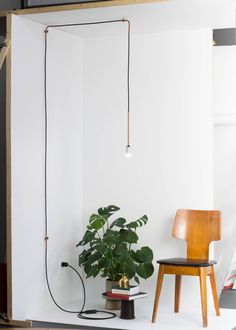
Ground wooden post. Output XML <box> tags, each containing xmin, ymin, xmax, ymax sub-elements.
<box><xmin>0</xmin><ymin>0</ymin><xmax>170</xmax><ymax>16</ymax></box>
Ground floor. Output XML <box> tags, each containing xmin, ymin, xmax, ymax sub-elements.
<box><xmin>31</xmin><ymin>322</ymin><xmax>119</xmax><ymax>330</ymax></box>
<box><xmin>1</xmin><ymin>294</ymin><xmax>236</xmax><ymax>330</ymax></box>
<box><xmin>23</xmin><ymin>298</ymin><xmax>236</xmax><ymax>330</ymax></box>
<box><xmin>219</xmin><ymin>289</ymin><xmax>236</xmax><ymax>309</ymax></box>
<box><xmin>0</xmin><ymin>327</ymin><xmax>115</xmax><ymax>330</ymax></box>
<box><xmin>0</xmin><ymin>321</ymin><xmax>119</xmax><ymax>330</ymax></box>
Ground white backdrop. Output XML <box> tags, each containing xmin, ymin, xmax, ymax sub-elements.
<box><xmin>11</xmin><ymin>13</ymin><xmax>213</xmax><ymax>322</ymax></box>
<box><xmin>83</xmin><ymin>30</ymin><xmax>213</xmax><ymax>305</ymax></box>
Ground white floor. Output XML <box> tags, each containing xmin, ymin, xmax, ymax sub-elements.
<box><xmin>30</xmin><ymin>298</ymin><xmax>236</xmax><ymax>330</ymax></box>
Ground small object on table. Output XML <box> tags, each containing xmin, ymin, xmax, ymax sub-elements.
<box><xmin>106</xmin><ymin>292</ymin><xmax>147</xmax><ymax>300</ymax></box>
<box><xmin>103</xmin><ymin>292</ymin><xmax>147</xmax><ymax>320</ymax></box>
<box><xmin>119</xmin><ymin>274</ymin><xmax>130</xmax><ymax>288</ymax></box>
<box><xmin>112</xmin><ymin>284</ymin><xmax>139</xmax><ymax>295</ymax></box>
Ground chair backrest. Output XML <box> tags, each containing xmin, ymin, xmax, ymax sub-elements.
<box><xmin>172</xmin><ymin>209</ymin><xmax>221</xmax><ymax>260</ymax></box>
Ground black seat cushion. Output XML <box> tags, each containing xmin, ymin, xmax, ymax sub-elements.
<box><xmin>157</xmin><ymin>258</ymin><xmax>217</xmax><ymax>267</ymax></box>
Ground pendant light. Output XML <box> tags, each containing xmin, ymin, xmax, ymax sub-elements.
<box><xmin>125</xmin><ymin>19</ymin><xmax>132</xmax><ymax>158</ymax></box>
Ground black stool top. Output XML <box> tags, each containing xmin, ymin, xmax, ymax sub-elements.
<box><xmin>157</xmin><ymin>258</ymin><xmax>217</xmax><ymax>267</ymax></box>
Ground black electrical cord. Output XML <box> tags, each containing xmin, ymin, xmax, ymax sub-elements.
<box><xmin>62</xmin><ymin>263</ymin><xmax>116</xmax><ymax>320</ymax></box>
<box><xmin>45</xmin><ymin>18</ymin><xmax>129</xmax><ymax>30</ymax></box>
<box><xmin>78</xmin><ymin>309</ymin><xmax>117</xmax><ymax>320</ymax></box>
<box><xmin>44</xmin><ymin>31</ymin><xmax>82</xmax><ymax>314</ymax></box>
<box><xmin>44</xmin><ymin>18</ymin><xmax>131</xmax><ymax>149</ymax></box>
<box><xmin>44</xmin><ymin>18</ymin><xmax>130</xmax><ymax>321</ymax></box>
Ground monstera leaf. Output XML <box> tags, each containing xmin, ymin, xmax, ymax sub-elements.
<box><xmin>98</xmin><ymin>205</ymin><xmax>120</xmax><ymax>219</ymax></box>
<box><xmin>77</xmin><ymin>206</ymin><xmax>154</xmax><ymax>282</ymax></box>
<box><xmin>76</xmin><ymin>230</ymin><xmax>96</xmax><ymax>246</ymax></box>
<box><xmin>126</xmin><ymin>215</ymin><xmax>148</xmax><ymax>229</ymax></box>
<box><xmin>88</xmin><ymin>214</ymin><xmax>107</xmax><ymax>231</ymax></box>
<box><xmin>135</xmin><ymin>246</ymin><xmax>153</xmax><ymax>263</ymax></box>
<box><xmin>137</xmin><ymin>262</ymin><xmax>154</xmax><ymax>279</ymax></box>
<box><xmin>110</xmin><ymin>217</ymin><xmax>126</xmax><ymax>228</ymax></box>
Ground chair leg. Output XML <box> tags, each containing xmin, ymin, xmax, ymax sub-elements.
<box><xmin>152</xmin><ymin>264</ymin><xmax>164</xmax><ymax>323</ymax></box>
<box><xmin>174</xmin><ymin>275</ymin><xmax>182</xmax><ymax>313</ymax></box>
<box><xmin>209</xmin><ymin>265</ymin><xmax>220</xmax><ymax>316</ymax></box>
<box><xmin>199</xmin><ymin>267</ymin><xmax>208</xmax><ymax>328</ymax></box>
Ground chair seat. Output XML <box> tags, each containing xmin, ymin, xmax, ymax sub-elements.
<box><xmin>157</xmin><ymin>257</ymin><xmax>217</xmax><ymax>267</ymax></box>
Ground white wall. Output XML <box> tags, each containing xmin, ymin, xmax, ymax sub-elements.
<box><xmin>83</xmin><ymin>29</ymin><xmax>213</xmax><ymax>305</ymax></box>
<box><xmin>11</xmin><ymin>15</ymin><xmax>84</xmax><ymax>319</ymax></box>
<box><xmin>213</xmin><ymin>47</ymin><xmax>236</xmax><ymax>116</ymax></box>
<box><xmin>11</xmin><ymin>14</ymin><xmax>214</xmax><ymax>321</ymax></box>
<box><xmin>213</xmin><ymin>46</ymin><xmax>236</xmax><ymax>293</ymax></box>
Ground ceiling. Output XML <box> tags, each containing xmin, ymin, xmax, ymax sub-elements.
<box><xmin>21</xmin><ymin>0</ymin><xmax>236</xmax><ymax>37</ymax></box>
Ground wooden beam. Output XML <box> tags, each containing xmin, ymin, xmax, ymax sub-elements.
<box><xmin>0</xmin><ymin>12</ymin><xmax>7</xmax><ymax>18</ymax></box>
<box><xmin>6</xmin><ymin>13</ymin><xmax>12</xmax><ymax>321</ymax></box>
<box><xmin>0</xmin><ymin>319</ymin><xmax>32</xmax><ymax>327</ymax></box>
<box><xmin>0</xmin><ymin>39</ymin><xmax>10</xmax><ymax>71</ymax></box>
<box><xmin>0</xmin><ymin>0</ymin><xmax>169</xmax><ymax>16</ymax></box>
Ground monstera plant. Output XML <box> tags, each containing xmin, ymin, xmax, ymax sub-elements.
<box><xmin>77</xmin><ymin>205</ymin><xmax>154</xmax><ymax>283</ymax></box>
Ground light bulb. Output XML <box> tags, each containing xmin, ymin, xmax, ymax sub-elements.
<box><xmin>125</xmin><ymin>145</ymin><xmax>132</xmax><ymax>158</ymax></box>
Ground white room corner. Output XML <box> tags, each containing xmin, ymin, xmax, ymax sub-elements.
<box><xmin>0</xmin><ymin>1</ymin><xmax>236</xmax><ymax>330</ymax></box>
<box><xmin>10</xmin><ymin>9</ymin><xmax>215</xmax><ymax>325</ymax></box>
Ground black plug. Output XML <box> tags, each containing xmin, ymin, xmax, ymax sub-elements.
<box><xmin>84</xmin><ymin>309</ymin><xmax>97</xmax><ymax>314</ymax></box>
<box><xmin>61</xmin><ymin>262</ymin><xmax>68</xmax><ymax>267</ymax></box>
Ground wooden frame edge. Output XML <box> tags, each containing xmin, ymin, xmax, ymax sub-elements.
<box><xmin>0</xmin><ymin>12</ymin><xmax>8</xmax><ymax>18</ymax></box>
<box><xmin>6</xmin><ymin>12</ymin><xmax>12</xmax><ymax>321</ymax></box>
<box><xmin>0</xmin><ymin>0</ymin><xmax>169</xmax><ymax>16</ymax></box>
<box><xmin>0</xmin><ymin>319</ymin><xmax>32</xmax><ymax>327</ymax></box>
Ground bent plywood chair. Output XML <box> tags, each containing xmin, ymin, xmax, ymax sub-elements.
<box><xmin>152</xmin><ymin>209</ymin><xmax>221</xmax><ymax>328</ymax></box>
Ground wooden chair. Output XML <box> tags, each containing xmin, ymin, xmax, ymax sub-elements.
<box><xmin>151</xmin><ymin>209</ymin><xmax>221</xmax><ymax>328</ymax></box>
